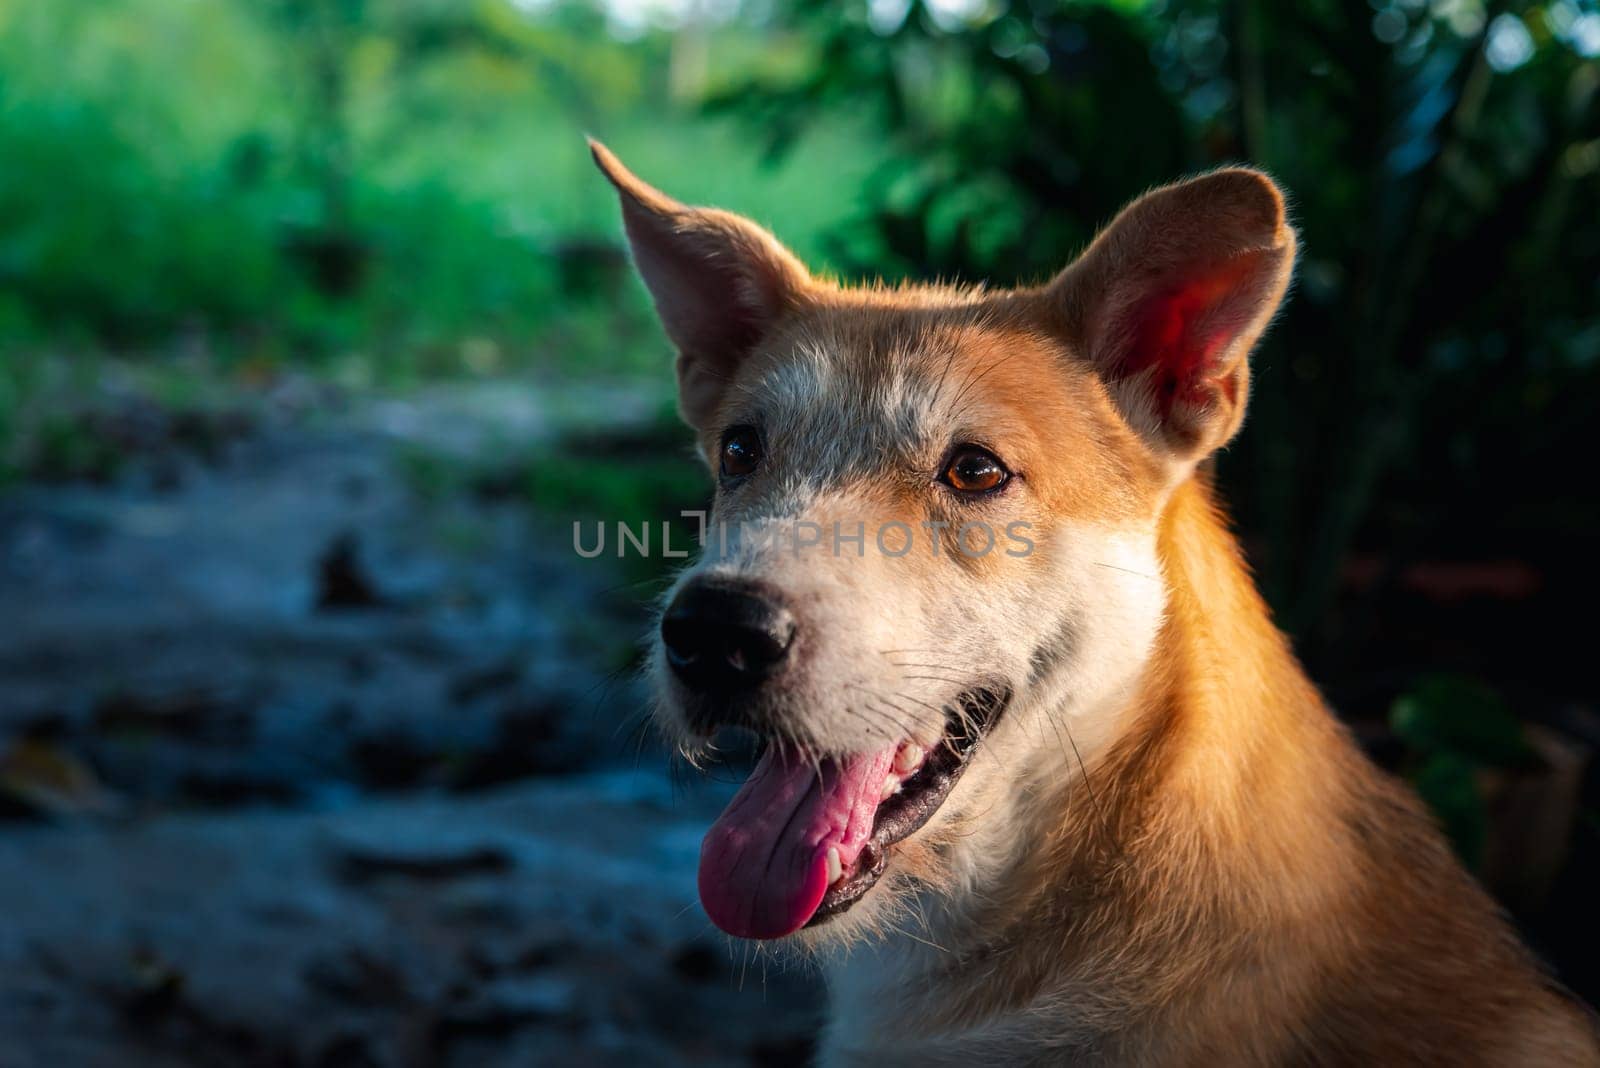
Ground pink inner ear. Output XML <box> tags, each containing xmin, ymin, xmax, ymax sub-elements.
<box><xmin>1120</xmin><ymin>251</ymin><xmax>1268</xmax><ymax>410</ymax></box>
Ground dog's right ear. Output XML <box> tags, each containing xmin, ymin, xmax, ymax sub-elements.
<box><xmin>590</xmin><ymin>140</ymin><xmax>813</xmax><ymax>430</ymax></box>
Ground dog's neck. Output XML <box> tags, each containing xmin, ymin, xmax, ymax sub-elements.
<box><xmin>822</xmin><ymin>476</ymin><xmax>1362</xmax><ymax>1059</ymax></box>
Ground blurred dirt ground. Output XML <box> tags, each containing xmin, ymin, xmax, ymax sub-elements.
<box><xmin>0</xmin><ymin>380</ymin><xmax>820</xmax><ymax>1067</ymax></box>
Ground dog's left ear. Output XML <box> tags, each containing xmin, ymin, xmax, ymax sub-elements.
<box><xmin>590</xmin><ymin>140</ymin><xmax>814</xmax><ymax>430</ymax></box>
<box><xmin>1045</xmin><ymin>168</ymin><xmax>1296</xmax><ymax>463</ymax></box>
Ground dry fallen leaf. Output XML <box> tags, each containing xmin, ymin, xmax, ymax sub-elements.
<box><xmin>0</xmin><ymin>738</ymin><xmax>122</xmax><ymax>818</ymax></box>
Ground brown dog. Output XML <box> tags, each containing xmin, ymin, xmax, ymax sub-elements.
<box><xmin>592</xmin><ymin>140</ymin><xmax>1599</xmax><ymax>1065</ymax></box>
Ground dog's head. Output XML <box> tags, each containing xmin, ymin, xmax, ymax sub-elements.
<box><xmin>593</xmin><ymin>141</ymin><xmax>1294</xmax><ymax>946</ymax></box>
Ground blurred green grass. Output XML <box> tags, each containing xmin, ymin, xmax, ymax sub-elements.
<box><xmin>0</xmin><ymin>0</ymin><xmax>886</xmax><ymax>375</ymax></box>
<box><xmin>0</xmin><ymin>0</ymin><xmax>889</xmax><ymax>480</ymax></box>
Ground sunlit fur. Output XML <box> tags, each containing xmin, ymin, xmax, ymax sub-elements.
<box><xmin>595</xmin><ymin>141</ymin><xmax>1600</xmax><ymax>1065</ymax></box>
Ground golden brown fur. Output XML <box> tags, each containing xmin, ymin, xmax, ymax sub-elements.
<box><xmin>835</xmin><ymin>478</ymin><xmax>1597</xmax><ymax>1065</ymax></box>
<box><xmin>592</xmin><ymin>140</ymin><xmax>1600</xmax><ymax>1065</ymax></box>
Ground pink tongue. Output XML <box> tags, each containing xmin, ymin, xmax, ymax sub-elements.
<box><xmin>698</xmin><ymin>744</ymin><xmax>897</xmax><ymax>939</ymax></box>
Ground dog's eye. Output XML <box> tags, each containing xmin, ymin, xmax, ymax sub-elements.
<box><xmin>720</xmin><ymin>425</ymin><xmax>763</xmax><ymax>479</ymax></box>
<box><xmin>941</xmin><ymin>446</ymin><xmax>1009</xmax><ymax>494</ymax></box>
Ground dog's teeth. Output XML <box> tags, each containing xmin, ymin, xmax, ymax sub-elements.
<box><xmin>826</xmin><ymin>846</ymin><xmax>843</xmax><ymax>885</ymax></box>
<box><xmin>881</xmin><ymin>773</ymin><xmax>899</xmax><ymax>799</ymax></box>
<box><xmin>895</xmin><ymin>743</ymin><xmax>925</xmax><ymax>775</ymax></box>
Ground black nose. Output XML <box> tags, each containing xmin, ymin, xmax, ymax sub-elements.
<box><xmin>661</xmin><ymin>581</ymin><xmax>796</xmax><ymax>693</ymax></box>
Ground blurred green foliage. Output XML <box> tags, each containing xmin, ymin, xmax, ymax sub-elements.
<box><xmin>1391</xmin><ymin>673</ymin><xmax>1536</xmax><ymax>866</ymax></box>
<box><xmin>1392</xmin><ymin>673</ymin><xmax>1537</xmax><ymax>767</ymax></box>
<box><xmin>0</xmin><ymin>0</ymin><xmax>885</xmax><ymax>372</ymax></box>
<box><xmin>0</xmin><ymin>0</ymin><xmax>898</xmax><ymax>487</ymax></box>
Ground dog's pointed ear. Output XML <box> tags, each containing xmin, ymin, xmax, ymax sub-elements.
<box><xmin>590</xmin><ymin>139</ymin><xmax>814</xmax><ymax>429</ymax></box>
<box><xmin>1046</xmin><ymin>168</ymin><xmax>1295</xmax><ymax>462</ymax></box>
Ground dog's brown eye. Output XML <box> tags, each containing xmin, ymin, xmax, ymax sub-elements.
<box><xmin>720</xmin><ymin>426</ymin><xmax>763</xmax><ymax>479</ymax></box>
<box><xmin>941</xmin><ymin>446</ymin><xmax>1009</xmax><ymax>494</ymax></box>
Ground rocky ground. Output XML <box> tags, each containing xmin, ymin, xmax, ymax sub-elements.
<box><xmin>0</xmin><ymin>378</ymin><xmax>821</xmax><ymax>1067</ymax></box>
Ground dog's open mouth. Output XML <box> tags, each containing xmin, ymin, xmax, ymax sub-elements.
<box><xmin>697</xmin><ymin>685</ymin><xmax>1011</xmax><ymax>939</ymax></box>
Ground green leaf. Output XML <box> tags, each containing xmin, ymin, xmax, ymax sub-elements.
<box><xmin>1389</xmin><ymin>674</ymin><xmax>1536</xmax><ymax>768</ymax></box>
<box><xmin>1412</xmin><ymin>751</ymin><xmax>1487</xmax><ymax>870</ymax></box>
